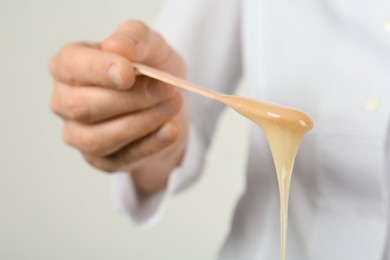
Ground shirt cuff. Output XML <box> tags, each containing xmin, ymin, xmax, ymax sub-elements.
<box><xmin>110</xmin><ymin>124</ymin><xmax>206</xmax><ymax>229</ymax></box>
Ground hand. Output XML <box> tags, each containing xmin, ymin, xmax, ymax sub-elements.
<box><xmin>49</xmin><ymin>20</ymin><xmax>189</xmax><ymax>195</ymax></box>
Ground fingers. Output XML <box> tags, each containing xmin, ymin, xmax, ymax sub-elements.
<box><xmin>50</xmin><ymin>20</ymin><xmax>184</xmax><ymax>90</ymax></box>
<box><xmin>50</xmin><ymin>76</ymin><xmax>177</xmax><ymax>123</ymax></box>
<box><xmin>63</xmin><ymin>93</ymin><xmax>182</xmax><ymax>156</ymax></box>
<box><xmin>101</xmin><ymin>20</ymin><xmax>177</xmax><ymax>70</ymax></box>
<box><xmin>83</xmin><ymin>120</ymin><xmax>180</xmax><ymax>172</ymax></box>
<box><xmin>50</xmin><ymin>20</ymin><xmax>188</xmax><ymax>176</ymax></box>
<box><xmin>49</xmin><ymin>43</ymin><xmax>135</xmax><ymax>89</ymax></box>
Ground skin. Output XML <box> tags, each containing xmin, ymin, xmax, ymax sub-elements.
<box><xmin>49</xmin><ymin>20</ymin><xmax>189</xmax><ymax>196</ymax></box>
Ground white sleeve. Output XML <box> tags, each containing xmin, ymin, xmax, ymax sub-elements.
<box><xmin>111</xmin><ymin>0</ymin><xmax>242</xmax><ymax>228</ymax></box>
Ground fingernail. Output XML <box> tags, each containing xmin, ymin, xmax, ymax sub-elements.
<box><xmin>147</xmin><ymin>82</ymin><xmax>175</xmax><ymax>100</ymax></box>
<box><xmin>108</xmin><ymin>64</ymin><xmax>123</xmax><ymax>88</ymax></box>
<box><xmin>156</xmin><ymin>126</ymin><xmax>174</xmax><ymax>142</ymax></box>
<box><xmin>156</xmin><ymin>123</ymin><xmax>176</xmax><ymax>142</ymax></box>
<box><xmin>120</xmin><ymin>35</ymin><xmax>138</xmax><ymax>45</ymax></box>
<box><xmin>156</xmin><ymin>98</ymin><xmax>178</xmax><ymax>117</ymax></box>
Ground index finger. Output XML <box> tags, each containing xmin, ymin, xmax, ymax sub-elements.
<box><xmin>49</xmin><ymin>43</ymin><xmax>136</xmax><ymax>89</ymax></box>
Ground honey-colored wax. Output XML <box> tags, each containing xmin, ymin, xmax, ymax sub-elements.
<box><xmin>226</xmin><ymin>96</ymin><xmax>313</xmax><ymax>260</ymax></box>
<box><xmin>132</xmin><ymin>63</ymin><xmax>313</xmax><ymax>260</ymax></box>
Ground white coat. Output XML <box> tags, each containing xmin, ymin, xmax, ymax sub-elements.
<box><xmin>112</xmin><ymin>0</ymin><xmax>390</xmax><ymax>259</ymax></box>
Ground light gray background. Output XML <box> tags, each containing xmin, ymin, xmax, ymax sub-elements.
<box><xmin>0</xmin><ymin>0</ymin><xmax>248</xmax><ymax>259</ymax></box>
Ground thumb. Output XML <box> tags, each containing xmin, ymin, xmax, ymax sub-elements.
<box><xmin>101</xmin><ymin>20</ymin><xmax>173</xmax><ymax>68</ymax></box>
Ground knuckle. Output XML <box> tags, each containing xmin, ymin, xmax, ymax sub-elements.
<box><xmin>125</xmin><ymin>20</ymin><xmax>149</xmax><ymax>35</ymax></box>
<box><xmin>49</xmin><ymin>88</ymin><xmax>60</xmax><ymax>113</ymax></box>
<box><xmin>131</xmin><ymin>122</ymin><xmax>154</xmax><ymax>140</ymax></box>
<box><xmin>131</xmin><ymin>133</ymin><xmax>169</xmax><ymax>160</ymax></box>
<box><xmin>102</xmin><ymin>166</ymin><xmax>118</xmax><ymax>173</ymax></box>
<box><xmin>154</xmin><ymin>93</ymin><xmax>182</xmax><ymax>118</ymax></box>
<box><xmin>84</xmin><ymin>155</ymin><xmax>117</xmax><ymax>173</ymax></box>
<box><xmin>62</xmin><ymin>127</ymin><xmax>72</xmax><ymax>146</ymax></box>
<box><xmin>144</xmin><ymin>79</ymin><xmax>177</xmax><ymax>102</ymax></box>
<box><xmin>80</xmin><ymin>134</ymin><xmax>104</xmax><ymax>155</ymax></box>
<box><xmin>106</xmin><ymin>20</ymin><xmax>151</xmax><ymax>63</ymax></box>
<box><xmin>64</xmin><ymin>95</ymin><xmax>90</xmax><ymax>121</ymax></box>
<box><xmin>106</xmin><ymin>147</ymin><xmax>137</xmax><ymax>171</ymax></box>
<box><xmin>152</xmin><ymin>32</ymin><xmax>171</xmax><ymax>64</ymax></box>
<box><xmin>49</xmin><ymin>97</ymin><xmax>61</xmax><ymax>116</ymax></box>
<box><xmin>62</xmin><ymin>122</ymin><xmax>102</xmax><ymax>155</ymax></box>
<box><xmin>139</xmin><ymin>143</ymin><xmax>160</xmax><ymax>158</ymax></box>
<box><xmin>53</xmin><ymin>45</ymin><xmax>68</xmax><ymax>68</ymax></box>
<box><xmin>49</xmin><ymin>44</ymin><xmax>71</xmax><ymax>76</ymax></box>
<box><xmin>54</xmin><ymin>43</ymin><xmax>79</xmax><ymax>83</ymax></box>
